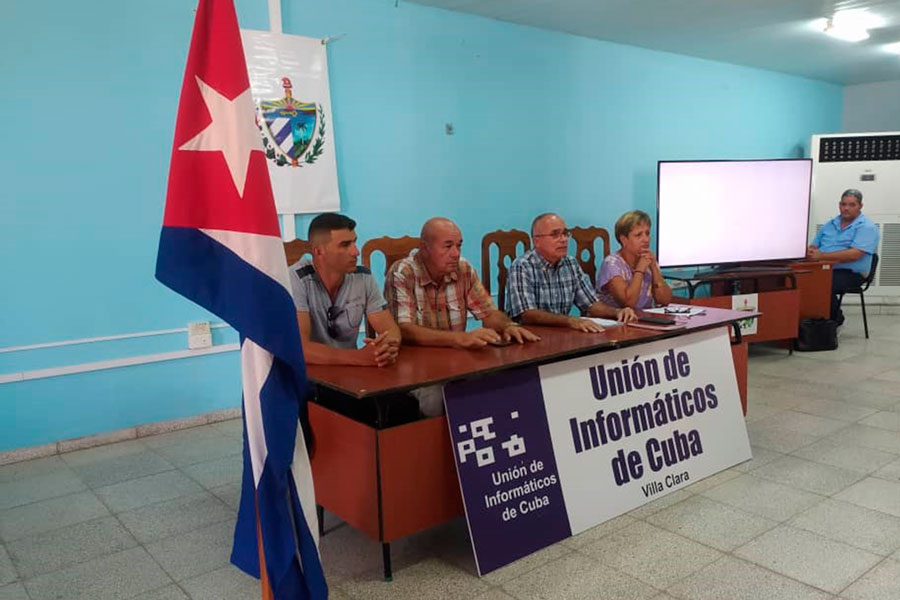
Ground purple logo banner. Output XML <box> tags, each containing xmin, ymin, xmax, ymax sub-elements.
<box><xmin>444</xmin><ymin>366</ymin><xmax>571</xmax><ymax>575</ymax></box>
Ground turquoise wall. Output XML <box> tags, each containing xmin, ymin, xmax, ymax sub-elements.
<box><xmin>1</xmin><ymin>0</ymin><xmax>842</xmax><ymax>451</ymax></box>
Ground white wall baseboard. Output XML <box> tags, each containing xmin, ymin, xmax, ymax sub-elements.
<box><xmin>0</xmin><ymin>407</ymin><xmax>242</xmax><ymax>466</ymax></box>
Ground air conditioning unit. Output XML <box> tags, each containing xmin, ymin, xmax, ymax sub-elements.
<box><xmin>810</xmin><ymin>132</ymin><xmax>900</xmax><ymax>299</ymax></box>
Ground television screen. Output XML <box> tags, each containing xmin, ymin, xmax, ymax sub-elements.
<box><xmin>656</xmin><ymin>159</ymin><xmax>812</xmax><ymax>268</ymax></box>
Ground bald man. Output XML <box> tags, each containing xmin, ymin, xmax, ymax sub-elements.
<box><xmin>386</xmin><ymin>217</ymin><xmax>539</xmax><ymax>348</ymax></box>
<box><xmin>385</xmin><ymin>218</ymin><xmax>539</xmax><ymax>415</ymax></box>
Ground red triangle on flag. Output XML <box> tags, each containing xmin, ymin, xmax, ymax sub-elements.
<box><xmin>162</xmin><ymin>0</ymin><xmax>280</xmax><ymax>238</ymax></box>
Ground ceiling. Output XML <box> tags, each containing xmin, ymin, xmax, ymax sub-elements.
<box><xmin>405</xmin><ymin>0</ymin><xmax>900</xmax><ymax>85</ymax></box>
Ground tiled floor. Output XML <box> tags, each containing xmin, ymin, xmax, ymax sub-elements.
<box><xmin>2</xmin><ymin>315</ymin><xmax>900</xmax><ymax>599</ymax></box>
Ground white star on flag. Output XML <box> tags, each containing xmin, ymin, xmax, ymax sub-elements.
<box><xmin>179</xmin><ymin>75</ymin><xmax>261</xmax><ymax>197</ymax></box>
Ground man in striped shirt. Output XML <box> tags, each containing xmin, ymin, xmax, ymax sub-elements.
<box><xmin>506</xmin><ymin>213</ymin><xmax>636</xmax><ymax>332</ymax></box>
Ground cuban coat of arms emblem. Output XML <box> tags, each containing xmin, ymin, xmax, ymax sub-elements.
<box><xmin>257</xmin><ymin>77</ymin><xmax>326</xmax><ymax>167</ymax></box>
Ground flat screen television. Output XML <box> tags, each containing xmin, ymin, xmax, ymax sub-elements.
<box><xmin>656</xmin><ymin>158</ymin><xmax>812</xmax><ymax>269</ymax></box>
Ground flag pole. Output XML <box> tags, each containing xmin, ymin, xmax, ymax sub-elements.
<box><xmin>255</xmin><ymin>491</ymin><xmax>275</xmax><ymax>600</ymax></box>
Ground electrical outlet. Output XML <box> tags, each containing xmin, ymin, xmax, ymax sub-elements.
<box><xmin>188</xmin><ymin>321</ymin><xmax>212</xmax><ymax>350</ymax></box>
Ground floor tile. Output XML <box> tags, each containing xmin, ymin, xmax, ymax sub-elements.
<box><xmin>480</xmin><ymin>543</ymin><xmax>569</xmax><ymax>585</ymax></box>
<box><xmin>699</xmin><ymin>474</ymin><xmax>824</xmax><ymax>521</ymax></box>
<box><xmin>793</xmin><ymin>438</ymin><xmax>897</xmax><ymax>474</ymax></box>
<box><xmin>872</xmin><ymin>457</ymin><xmax>900</xmax><ymax>483</ymax></box>
<box><xmin>131</xmin><ymin>585</ymin><xmax>190</xmax><ymax>600</ymax></box>
<box><xmin>118</xmin><ymin>490</ymin><xmax>234</xmax><ymax>544</ymax></box>
<box><xmin>140</xmin><ymin>426</ymin><xmax>223</xmax><ymax>449</ymax></box>
<box><xmin>841</xmin><ymin>559</ymin><xmax>900</xmax><ymax>600</ymax></box>
<box><xmin>0</xmin><ymin>546</ymin><xmax>13</xmax><ymax>586</ymax></box>
<box><xmin>60</xmin><ymin>439</ymin><xmax>150</xmax><ymax>467</ymax></box>
<box><xmin>341</xmin><ymin>558</ymin><xmax>490</xmax><ymax>600</ymax></box>
<box><xmin>68</xmin><ymin>449</ymin><xmax>174</xmax><ymax>489</ymax></box>
<box><xmin>789</xmin><ymin>498</ymin><xmax>900</xmax><ymax>556</ymax></box>
<box><xmin>0</xmin><ymin>583</ymin><xmax>28</xmax><ymax>600</ymax></box>
<box><xmin>645</xmin><ymin>495</ymin><xmax>777</xmax><ymax>551</ymax></box>
<box><xmin>835</xmin><ymin>477</ymin><xmax>900</xmax><ymax>518</ymax></box>
<box><xmin>0</xmin><ymin>465</ymin><xmax>87</xmax><ymax>511</ymax></box>
<box><xmin>752</xmin><ymin>411</ymin><xmax>849</xmax><ymax>437</ymax></box>
<box><xmin>819</xmin><ymin>424</ymin><xmax>900</xmax><ymax>455</ymax></box>
<box><xmin>561</xmin><ymin>514</ymin><xmax>635</xmax><ymax>549</ymax></box>
<box><xmin>580</xmin><ymin>520</ymin><xmax>721</xmax><ymax>589</ymax></box>
<box><xmin>734</xmin><ymin>525</ymin><xmax>882</xmax><ymax>593</ymax></box>
<box><xmin>180</xmin><ymin>454</ymin><xmax>243</xmax><ymax>489</ymax></box>
<box><xmin>24</xmin><ymin>546</ymin><xmax>171</xmax><ymax>600</ymax></box>
<box><xmin>746</xmin><ymin>423</ymin><xmax>821</xmax><ymax>454</ymax></box>
<box><xmin>150</xmin><ymin>436</ymin><xmax>242</xmax><ymax>468</ymax></box>
<box><xmin>751</xmin><ymin>455</ymin><xmax>864</xmax><ymax>496</ymax></box>
<box><xmin>858</xmin><ymin>411</ymin><xmax>900</xmax><ymax>432</ymax></box>
<box><xmin>501</xmin><ymin>552</ymin><xmax>657</xmax><ymax>600</ymax></box>
<box><xmin>0</xmin><ymin>491</ymin><xmax>108</xmax><ymax>542</ymax></box>
<box><xmin>667</xmin><ymin>555</ymin><xmax>831</xmax><ymax>600</ymax></box>
<box><xmin>6</xmin><ymin>515</ymin><xmax>137</xmax><ymax>578</ymax></box>
<box><xmin>210</xmin><ymin>419</ymin><xmax>243</xmax><ymax>438</ymax></box>
<box><xmin>179</xmin><ymin>565</ymin><xmax>260</xmax><ymax>600</ymax></box>
<box><xmin>792</xmin><ymin>397</ymin><xmax>878</xmax><ymax>422</ymax></box>
<box><xmin>209</xmin><ymin>482</ymin><xmax>242</xmax><ymax>511</ymax></box>
<box><xmin>95</xmin><ymin>470</ymin><xmax>203</xmax><ymax>513</ymax></box>
<box><xmin>730</xmin><ymin>446</ymin><xmax>784</xmax><ymax>473</ymax></box>
<box><xmin>473</xmin><ymin>589</ymin><xmax>517</xmax><ymax>600</ymax></box>
<box><xmin>145</xmin><ymin>519</ymin><xmax>234</xmax><ymax>582</ymax></box>
<box><xmin>680</xmin><ymin>469</ymin><xmax>741</xmax><ymax>495</ymax></box>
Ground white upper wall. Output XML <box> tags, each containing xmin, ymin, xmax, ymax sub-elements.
<box><xmin>843</xmin><ymin>80</ymin><xmax>900</xmax><ymax>132</ymax></box>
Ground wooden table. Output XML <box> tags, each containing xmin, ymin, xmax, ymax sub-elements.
<box><xmin>306</xmin><ymin>307</ymin><xmax>756</xmax><ymax>580</ymax></box>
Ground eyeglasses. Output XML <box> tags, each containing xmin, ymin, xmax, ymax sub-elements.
<box><xmin>326</xmin><ymin>305</ymin><xmax>345</xmax><ymax>338</ymax></box>
<box><xmin>533</xmin><ymin>229</ymin><xmax>571</xmax><ymax>240</ymax></box>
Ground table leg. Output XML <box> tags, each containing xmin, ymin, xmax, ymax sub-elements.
<box><xmin>316</xmin><ymin>504</ymin><xmax>324</xmax><ymax>537</ymax></box>
<box><xmin>382</xmin><ymin>542</ymin><xmax>392</xmax><ymax>581</ymax></box>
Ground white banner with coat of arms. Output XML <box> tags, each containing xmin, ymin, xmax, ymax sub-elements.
<box><xmin>241</xmin><ymin>30</ymin><xmax>340</xmax><ymax>215</ymax></box>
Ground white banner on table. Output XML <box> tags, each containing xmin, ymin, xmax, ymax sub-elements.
<box><xmin>445</xmin><ymin>326</ymin><xmax>752</xmax><ymax>574</ymax></box>
<box><xmin>241</xmin><ymin>30</ymin><xmax>340</xmax><ymax>215</ymax></box>
<box><xmin>539</xmin><ymin>327</ymin><xmax>752</xmax><ymax>533</ymax></box>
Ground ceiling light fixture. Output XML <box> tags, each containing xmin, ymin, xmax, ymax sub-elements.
<box><xmin>817</xmin><ymin>9</ymin><xmax>884</xmax><ymax>42</ymax></box>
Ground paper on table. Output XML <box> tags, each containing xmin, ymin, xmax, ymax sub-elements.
<box><xmin>644</xmin><ymin>304</ymin><xmax>706</xmax><ymax>317</ymax></box>
<box><xmin>586</xmin><ymin>318</ymin><xmax>620</xmax><ymax>327</ymax></box>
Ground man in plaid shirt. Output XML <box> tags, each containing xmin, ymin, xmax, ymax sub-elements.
<box><xmin>386</xmin><ymin>217</ymin><xmax>540</xmax><ymax>348</ymax></box>
<box><xmin>386</xmin><ymin>217</ymin><xmax>540</xmax><ymax>416</ymax></box>
<box><xmin>506</xmin><ymin>213</ymin><xmax>636</xmax><ymax>332</ymax></box>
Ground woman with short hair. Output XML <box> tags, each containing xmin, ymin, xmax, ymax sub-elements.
<box><xmin>596</xmin><ymin>210</ymin><xmax>673</xmax><ymax>309</ymax></box>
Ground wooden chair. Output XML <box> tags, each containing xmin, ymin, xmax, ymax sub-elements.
<box><xmin>361</xmin><ymin>236</ymin><xmax>420</xmax><ymax>275</ymax></box>
<box><xmin>481</xmin><ymin>229</ymin><xmax>530</xmax><ymax>312</ymax></box>
<box><xmin>570</xmin><ymin>226</ymin><xmax>611</xmax><ymax>285</ymax></box>
<box><xmin>284</xmin><ymin>238</ymin><xmax>313</xmax><ymax>267</ymax></box>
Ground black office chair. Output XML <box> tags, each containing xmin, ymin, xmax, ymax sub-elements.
<box><xmin>839</xmin><ymin>253</ymin><xmax>879</xmax><ymax>339</ymax></box>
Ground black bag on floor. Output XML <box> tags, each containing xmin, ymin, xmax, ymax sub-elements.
<box><xmin>793</xmin><ymin>318</ymin><xmax>838</xmax><ymax>352</ymax></box>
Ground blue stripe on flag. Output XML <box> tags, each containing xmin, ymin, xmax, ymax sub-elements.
<box><xmin>156</xmin><ymin>227</ymin><xmax>325</xmax><ymax>599</ymax></box>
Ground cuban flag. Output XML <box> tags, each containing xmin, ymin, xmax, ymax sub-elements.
<box><xmin>154</xmin><ymin>0</ymin><xmax>327</xmax><ymax>598</ymax></box>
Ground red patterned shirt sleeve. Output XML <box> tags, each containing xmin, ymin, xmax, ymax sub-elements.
<box><xmin>461</xmin><ymin>259</ymin><xmax>497</xmax><ymax>320</ymax></box>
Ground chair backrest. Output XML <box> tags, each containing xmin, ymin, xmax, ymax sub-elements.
<box><xmin>361</xmin><ymin>235</ymin><xmax>420</xmax><ymax>275</ymax></box>
<box><xmin>284</xmin><ymin>238</ymin><xmax>313</xmax><ymax>267</ymax></box>
<box><xmin>481</xmin><ymin>229</ymin><xmax>530</xmax><ymax>312</ymax></box>
<box><xmin>862</xmin><ymin>253</ymin><xmax>879</xmax><ymax>290</ymax></box>
<box><xmin>570</xmin><ymin>226</ymin><xmax>611</xmax><ymax>285</ymax></box>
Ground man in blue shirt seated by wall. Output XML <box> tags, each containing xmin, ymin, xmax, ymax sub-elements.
<box><xmin>807</xmin><ymin>189</ymin><xmax>879</xmax><ymax>326</ymax></box>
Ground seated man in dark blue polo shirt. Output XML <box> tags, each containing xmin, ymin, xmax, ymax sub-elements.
<box><xmin>807</xmin><ymin>189</ymin><xmax>879</xmax><ymax>326</ymax></box>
